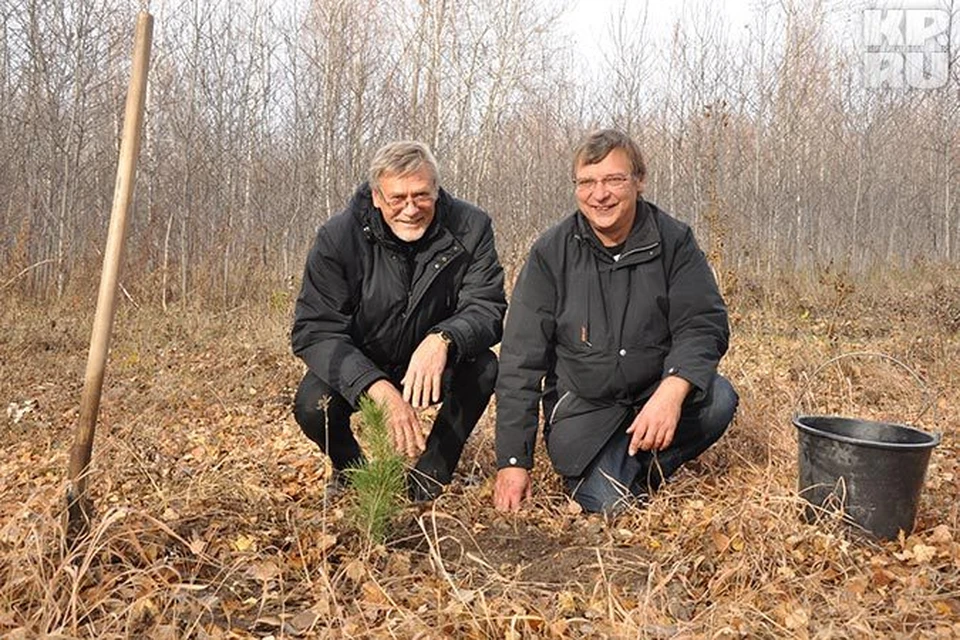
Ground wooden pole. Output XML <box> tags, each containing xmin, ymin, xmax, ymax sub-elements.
<box><xmin>66</xmin><ymin>12</ymin><xmax>153</xmax><ymax>538</ymax></box>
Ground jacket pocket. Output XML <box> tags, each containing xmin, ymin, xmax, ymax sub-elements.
<box><xmin>554</xmin><ymin>346</ymin><xmax>613</xmax><ymax>399</ymax></box>
<box><xmin>617</xmin><ymin>343</ymin><xmax>669</xmax><ymax>395</ymax></box>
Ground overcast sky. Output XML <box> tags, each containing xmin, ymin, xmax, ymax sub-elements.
<box><xmin>554</xmin><ymin>0</ymin><xmax>764</xmax><ymax>77</ymax></box>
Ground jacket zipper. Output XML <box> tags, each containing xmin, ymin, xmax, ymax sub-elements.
<box><xmin>402</xmin><ymin>244</ymin><xmax>461</xmax><ymax>331</ymax></box>
<box><xmin>550</xmin><ymin>390</ymin><xmax>572</xmax><ymax>424</ymax></box>
<box><xmin>614</xmin><ymin>241</ymin><xmax>660</xmax><ymax>263</ymax></box>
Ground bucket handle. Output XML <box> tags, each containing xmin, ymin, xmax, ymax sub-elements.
<box><xmin>792</xmin><ymin>351</ymin><xmax>937</xmax><ymax>424</ymax></box>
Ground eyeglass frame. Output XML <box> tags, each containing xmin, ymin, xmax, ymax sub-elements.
<box><xmin>376</xmin><ymin>188</ymin><xmax>437</xmax><ymax>211</ymax></box>
<box><xmin>572</xmin><ymin>173</ymin><xmax>639</xmax><ymax>193</ymax></box>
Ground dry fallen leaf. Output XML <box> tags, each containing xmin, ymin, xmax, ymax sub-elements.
<box><xmin>287</xmin><ymin>608</ymin><xmax>320</xmax><ymax>634</ymax></box>
<box><xmin>784</xmin><ymin>606</ymin><xmax>809</xmax><ymax>630</ymax></box>
<box><xmin>912</xmin><ymin>543</ymin><xmax>938</xmax><ymax>564</ymax></box>
<box><xmin>316</xmin><ymin>533</ymin><xmax>337</xmax><ymax>553</ymax></box>
<box><xmin>188</xmin><ymin>535</ymin><xmax>207</xmax><ymax>556</ymax></box>
<box><xmin>928</xmin><ymin>525</ymin><xmax>953</xmax><ymax>545</ymax></box>
<box><xmin>248</xmin><ymin>560</ymin><xmax>280</xmax><ymax>582</ymax></box>
<box><xmin>233</xmin><ymin>534</ymin><xmax>256</xmax><ymax>552</ymax></box>
<box><xmin>361</xmin><ymin>580</ymin><xmax>387</xmax><ymax>604</ymax></box>
<box><xmin>845</xmin><ymin>575</ymin><xmax>868</xmax><ymax>598</ymax></box>
<box><xmin>345</xmin><ymin>559</ymin><xmax>365</xmax><ymax>583</ymax></box>
<box><xmin>557</xmin><ymin>590</ymin><xmax>578</xmax><ymax>615</ymax></box>
<box><xmin>777</xmin><ymin>565</ymin><xmax>796</xmax><ymax>580</ymax></box>
<box><xmin>615</xmin><ymin>528</ymin><xmax>635</xmax><ymax>541</ymax></box>
<box><xmin>711</xmin><ymin>529</ymin><xmax>731</xmax><ymax>554</ymax></box>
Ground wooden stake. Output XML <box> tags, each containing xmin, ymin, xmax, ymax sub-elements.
<box><xmin>66</xmin><ymin>12</ymin><xmax>153</xmax><ymax>539</ymax></box>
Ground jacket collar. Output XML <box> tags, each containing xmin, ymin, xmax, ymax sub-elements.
<box><xmin>574</xmin><ymin>199</ymin><xmax>661</xmax><ymax>262</ymax></box>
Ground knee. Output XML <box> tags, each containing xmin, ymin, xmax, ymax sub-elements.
<box><xmin>456</xmin><ymin>349</ymin><xmax>498</xmax><ymax>395</ymax></box>
<box><xmin>477</xmin><ymin>350</ymin><xmax>498</xmax><ymax>393</ymax></box>
<box><xmin>293</xmin><ymin>373</ymin><xmax>332</xmax><ymax>433</ymax></box>
<box><xmin>703</xmin><ymin>374</ymin><xmax>739</xmax><ymax>437</ymax></box>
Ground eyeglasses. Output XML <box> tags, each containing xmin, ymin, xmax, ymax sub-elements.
<box><xmin>573</xmin><ymin>174</ymin><xmax>634</xmax><ymax>193</ymax></box>
<box><xmin>379</xmin><ymin>190</ymin><xmax>436</xmax><ymax>211</ymax></box>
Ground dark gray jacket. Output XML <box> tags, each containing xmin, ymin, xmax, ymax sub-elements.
<box><xmin>292</xmin><ymin>183</ymin><xmax>507</xmax><ymax>407</ymax></box>
<box><xmin>495</xmin><ymin>199</ymin><xmax>729</xmax><ymax>476</ymax></box>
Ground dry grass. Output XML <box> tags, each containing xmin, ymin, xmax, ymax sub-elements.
<box><xmin>1</xmin><ymin>269</ymin><xmax>959</xmax><ymax>639</ymax></box>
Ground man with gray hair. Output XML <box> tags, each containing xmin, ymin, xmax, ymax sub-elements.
<box><xmin>292</xmin><ymin>141</ymin><xmax>506</xmax><ymax>501</ymax></box>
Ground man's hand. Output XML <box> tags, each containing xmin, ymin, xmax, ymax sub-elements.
<box><xmin>402</xmin><ymin>333</ymin><xmax>449</xmax><ymax>408</ymax></box>
<box><xmin>367</xmin><ymin>380</ymin><xmax>426</xmax><ymax>457</ymax></box>
<box><xmin>493</xmin><ymin>467</ymin><xmax>532</xmax><ymax>512</ymax></box>
<box><xmin>626</xmin><ymin>376</ymin><xmax>692</xmax><ymax>455</ymax></box>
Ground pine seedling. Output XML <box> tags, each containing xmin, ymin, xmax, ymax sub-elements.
<box><xmin>346</xmin><ymin>395</ymin><xmax>408</xmax><ymax>545</ymax></box>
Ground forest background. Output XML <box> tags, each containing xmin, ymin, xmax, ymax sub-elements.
<box><xmin>2</xmin><ymin>0</ymin><xmax>959</xmax><ymax>302</ymax></box>
<box><xmin>2</xmin><ymin>0</ymin><xmax>960</xmax><ymax>638</ymax></box>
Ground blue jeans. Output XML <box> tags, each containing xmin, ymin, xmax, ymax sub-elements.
<box><xmin>564</xmin><ymin>375</ymin><xmax>738</xmax><ymax>514</ymax></box>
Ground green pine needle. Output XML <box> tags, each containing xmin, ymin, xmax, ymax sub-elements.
<box><xmin>346</xmin><ymin>395</ymin><xmax>408</xmax><ymax>545</ymax></box>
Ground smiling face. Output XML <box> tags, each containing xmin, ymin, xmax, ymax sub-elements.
<box><xmin>371</xmin><ymin>166</ymin><xmax>438</xmax><ymax>243</ymax></box>
<box><xmin>574</xmin><ymin>148</ymin><xmax>644</xmax><ymax>247</ymax></box>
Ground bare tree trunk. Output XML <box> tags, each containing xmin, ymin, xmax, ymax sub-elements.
<box><xmin>162</xmin><ymin>210</ymin><xmax>173</xmax><ymax>311</ymax></box>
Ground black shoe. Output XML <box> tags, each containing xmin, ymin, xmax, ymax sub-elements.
<box><xmin>407</xmin><ymin>470</ymin><xmax>444</xmax><ymax>502</ymax></box>
<box><xmin>324</xmin><ymin>469</ymin><xmax>351</xmax><ymax>501</ymax></box>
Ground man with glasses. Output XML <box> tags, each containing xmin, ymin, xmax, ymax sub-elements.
<box><xmin>493</xmin><ymin>129</ymin><xmax>738</xmax><ymax>514</ymax></box>
<box><xmin>292</xmin><ymin>141</ymin><xmax>506</xmax><ymax>501</ymax></box>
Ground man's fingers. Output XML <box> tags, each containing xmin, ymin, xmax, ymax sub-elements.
<box><xmin>495</xmin><ymin>490</ymin><xmax>519</xmax><ymax>512</ymax></box>
<box><xmin>401</xmin><ymin>377</ymin><xmax>412</xmax><ymax>404</ymax></box>
<box><xmin>628</xmin><ymin>426</ymin><xmax>646</xmax><ymax>456</ymax></box>
<box><xmin>658</xmin><ymin>426</ymin><xmax>671</xmax><ymax>450</ymax></box>
<box><xmin>407</xmin><ymin>424</ymin><xmax>420</xmax><ymax>457</ymax></box>
<box><xmin>493</xmin><ymin>483</ymin><xmax>508</xmax><ymax>511</ymax></box>
<box><xmin>417</xmin><ymin>375</ymin><xmax>432</xmax><ymax>409</ymax></box>
<box><xmin>414</xmin><ymin>376</ymin><xmax>432</xmax><ymax>409</ymax></box>
<box><xmin>651</xmin><ymin>431</ymin><xmax>661</xmax><ymax>450</ymax></box>
<box><xmin>431</xmin><ymin>372</ymin><xmax>442</xmax><ymax>404</ymax></box>
<box><xmin>412</xmin><ymin>418</ymin><xmax>426</xmax><ymax>452</ymax></box>
<box><xmin>641</xmin><ymin>432</ymin><xmax>657</xmax><ymax>451</ymax></box>
<box><xmin>659</xmin><ymin>429</ymin><xmax>675</xmax><ymax>451</ymax></box>
<box><xmin>392</xmin><ymin>421</ymin><xmax>407</xmax><ymax>455</ymax></box>
<box><xmin>412</xmin><ymin>375</ymin><xmax>424</xmax><ymax>409</ymax></box>
<box><xmin>494</xmin><ymin>473</ymin><xmax>529</xmax><ymax>512</ymax></box>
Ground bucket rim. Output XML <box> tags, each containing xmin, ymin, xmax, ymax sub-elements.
<box><xmin>793</xmin><ymin>414</ymin><xmax>941</xmax><ymax>451</ymax></box>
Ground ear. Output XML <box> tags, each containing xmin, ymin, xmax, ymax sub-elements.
<box><xmin>636</xmin><ymin>177</ymin><xmax>646</xmax><ymax>195</ymax></box>
<box><xmin>371</xmin><ymin>186</ymin><xmax>385</xmax><ymax>211</ymax></box>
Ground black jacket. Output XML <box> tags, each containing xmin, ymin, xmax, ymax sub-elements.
<box><xmin>292</xmin><ymin>183</ymin><xmax>507</xmax><ymax>407</ymax></box>
<box><xmin>495</xmin><ymin>199</ymin><xmax>729</xmax><ymax>476</ymax></box>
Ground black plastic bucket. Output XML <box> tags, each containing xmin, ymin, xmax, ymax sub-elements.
<box><xmin>794</xmin><ymin>415</ymin><xmax>940</xmax><ymax>540</ymax></box>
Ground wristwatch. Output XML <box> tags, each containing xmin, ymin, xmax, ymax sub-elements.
<box><xmin>432</xmin><ymin>330</ymin><xmax>454</xmax><ymax>346</ymax></box>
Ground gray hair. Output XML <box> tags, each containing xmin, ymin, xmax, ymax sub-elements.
<box><xmin>572</xmin><ymin>129</ymin><xmax>646</xmax><ymax>180</ymax></box>
<box><xmin>368</xmin><ymin>141</ymin><xmax>440</xmax><ymax>192</ymax></box>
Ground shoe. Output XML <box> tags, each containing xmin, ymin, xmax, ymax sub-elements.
<box><xmin>323</xmin><ymin>469</ymin><xmax>351</xmax><ymax>501</ymax></box>
<box><xmin>407</xmin><ymin>470</ymin><xmax>444</xmax><ymax>502</ymax></box>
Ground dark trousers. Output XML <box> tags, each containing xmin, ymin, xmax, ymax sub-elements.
<box><xmin>293</xmin><ymin>350</ymin><xmax>498</xmax><ymax>488</ymax></box>
<box><xmin>565</xmin><ymin>374</ymin><xmax>738</xmax><ymax>514</ymax></box>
